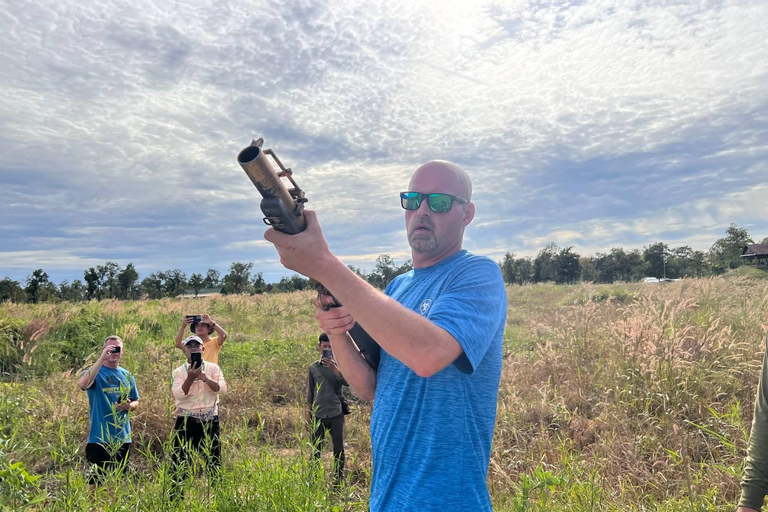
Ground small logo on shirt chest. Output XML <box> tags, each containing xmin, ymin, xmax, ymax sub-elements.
<box><xmin>419</xmin><ymin>299</ymin><xmax>432</xmax><ymax>316</ymax></box>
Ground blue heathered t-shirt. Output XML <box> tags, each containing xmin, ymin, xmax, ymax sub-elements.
<box><xmin>83</xmin><ymin>365</ymin><xmax>139</xmax><ymax>445</ymax></box>
<box><xmin>369</xmin><ymin>249</ymin><xmax>507</xmax><ymax>512</ymax></box>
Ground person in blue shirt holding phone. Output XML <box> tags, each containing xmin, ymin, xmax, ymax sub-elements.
<box><xmin>77</xmin><ymin>335</ymin><xmax>139</xmax><ymax>485</ymax></box>
<box><xmin>265</xmin><ymin>160</ymin><xmax>507</xmax><ymax>511</ymax></box>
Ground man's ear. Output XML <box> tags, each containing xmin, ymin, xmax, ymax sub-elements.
<box><xmin>462</xmin><ymin>202</ymin><xmax>475</xmax><ymax>226</ymax></box>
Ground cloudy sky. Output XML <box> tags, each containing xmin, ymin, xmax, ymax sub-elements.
<box><xmin>2</xmin><ymin>0</ymin><xmax>767</xmax><ymax>285</ymax></box>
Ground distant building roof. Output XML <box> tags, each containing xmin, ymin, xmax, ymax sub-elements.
<box><xmin>741</xmin><ymin>244</ymin><xmax>768</xmax><ymax>258</ymax></box>
<box><xmin>176</xmin><ymin>287</ymin><xmax>224</xmax><ymax>298</ymax></box>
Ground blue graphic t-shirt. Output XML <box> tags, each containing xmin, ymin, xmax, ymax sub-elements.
<box><xmin>83</xmin><ymin>366</ymin><xmax>139</xmax><ymax>444</ymax></box>
<box><xmin>369</xmin><ymin>249</ymin><xmax>507</xmax><ymax>512</ymax></box>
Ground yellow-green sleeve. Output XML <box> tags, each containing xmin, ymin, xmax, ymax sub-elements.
<box><xmin>740</xmin><ymin>339</ymin><xmax>768</xmax><ymax>510</ymax></box>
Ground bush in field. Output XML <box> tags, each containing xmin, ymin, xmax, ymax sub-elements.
<box><xmin>0</xmin><ymin>316</ymin><xmax>28</xmax><ymax>377</ymax></box>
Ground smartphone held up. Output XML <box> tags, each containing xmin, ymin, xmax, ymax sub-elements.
<box><xmin>190</xmin><ymin>352</ymin><xmax>203</xmax><ymax>369</ymax></box>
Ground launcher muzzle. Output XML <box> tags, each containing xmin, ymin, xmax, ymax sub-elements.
<box><xmin>237</xmin><ymin>138</ymin><xmax>307</xmax><ymax>234</ymax></box>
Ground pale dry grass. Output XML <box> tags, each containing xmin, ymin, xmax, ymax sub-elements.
<box><xmin>3</xmin><ymin>278</ymin><xmax>767</xmax><ymax>509</ymax></box>
<box><xmin>493</xmin><ymin>277</ymin><xmax>768</xmax><ymax>503</ymax></box>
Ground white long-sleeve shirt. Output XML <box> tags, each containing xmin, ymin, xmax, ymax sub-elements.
<box><xmin>171</xmin><ymin>361</ymin><xmax>227</xmax><ymax>417</ymax></box>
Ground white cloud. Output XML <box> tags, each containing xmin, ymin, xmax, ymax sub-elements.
<box><xmin>0</xmin><ymin>250</ymin><xmax>106</xmax><ymax>271</ymax></box>
<box><xmin>0</xmin><ymin>0</ymin><xmax>767</xmax><ymax>282</ymax></box>
<box><xmin>224</xmin><ymin>240</ymin><xmax>273</xmax><ymax>250</ymax></box>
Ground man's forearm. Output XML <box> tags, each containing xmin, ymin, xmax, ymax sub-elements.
<box><xmin>213</xmin><ymin>323</ymin><xmax>227</xmax><ymax>343</ymax></box>
<box><xmin>181</xmin><ymin>376</ymin><xmax>194</xmax><ymax>395</ymax></box>
<box><xmin>204</xmin><ymin>377</ymin><xmax>220</xmax><ymax>392</ymax></box>
<box><xmin>78</xmin><ymin>359</ymin><xmax>105</xmax><ymax>389</ymax></box>
<box><xmin>320</xmin><ymin>257</ymin><xmax>462</xmax><ymax>377</ymax></box>
<box><xmin>330</xmin><ymin>332</ymin><xmax>376</xmax><ymax>400</ymax></box>
<box><xmin>175</xmin><ymin>325</ymin><xmax>185</xmax><ymax>348</ymax></box>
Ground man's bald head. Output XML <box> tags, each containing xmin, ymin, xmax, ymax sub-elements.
<box><xmin>405</xmin><ymin>160</ymin><xmax>475</xmax><ymax>268</ymax></box>
<box><xmin>410</xmin><ymin>161</ymin><xmax>472</xmax><ymax>202</ymax></box>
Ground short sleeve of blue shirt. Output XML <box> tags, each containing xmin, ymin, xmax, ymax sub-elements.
<box><xmin>425</xmin><ymin>255</ymin><xmax>507</xmax><ymax>373</ymax></box>
<box><xmin>372</xmin><ymin>250</ymin><xmax>507</xmax><ymax>512</ymax></box>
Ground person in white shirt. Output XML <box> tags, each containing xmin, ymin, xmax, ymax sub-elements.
<box><xmin>168</xmin><ymin>335</ymin><xmax>227</xmax><ymax>503</ymax></box>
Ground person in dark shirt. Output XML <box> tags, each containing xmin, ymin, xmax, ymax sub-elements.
<box><xmin>307</xmin><ymin>332</ymin><xmax>348</xmax><ymax>482</ymax></box>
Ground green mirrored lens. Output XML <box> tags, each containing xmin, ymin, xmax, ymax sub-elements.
<box><xmin>428</xmin><ymin>194</ymin><xmax>452</xmax><ymax>212</ymax></box>
<box><xmin>401</xmin><ymin>192</ymin><xmax>422</xmax><ymax>210</ymax></box>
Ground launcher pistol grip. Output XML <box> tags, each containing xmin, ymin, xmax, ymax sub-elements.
<box><xmin>313</xmin><ymin>282</ymin><xmax>380</xmax><ymax>370</ymax></box>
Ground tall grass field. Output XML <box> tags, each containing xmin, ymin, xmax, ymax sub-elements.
<box><xmin>1</xmin><ymin>276</ymin><xmax>767</xmax><ymax>511</ymax></box>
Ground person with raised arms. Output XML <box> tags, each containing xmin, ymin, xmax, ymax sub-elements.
<box><xmin>77</xmin><ymin>335</ymin><xmax>139</xmax><ymax>485</ymax></box>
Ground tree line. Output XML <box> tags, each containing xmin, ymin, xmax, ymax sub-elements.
<box><xmin>500</xmin><ymin>224</ymin><xmax>765</xmax><ymax>285</ymax></box>
<box><xmin>0</xmin><ymin>255</ymin><xmax>413</xmax><ymax>304</ymax></box>
<box><xmin>1</xmin><ymin>224</ymin><xmax>765</xmax><ymax>304</ymax></box>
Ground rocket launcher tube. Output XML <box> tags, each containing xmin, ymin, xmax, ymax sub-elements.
<box><xmin>237</xmin><ymin>139</ymin><xmax>307</xmax><ymax>234</ymax></box>
<box><xmin>237</xmin><ymin>137</ymin><xmax>380</xmax><ymax>369</ymax></box>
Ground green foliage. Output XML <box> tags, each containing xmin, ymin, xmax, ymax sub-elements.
<box><xmin>117</xmin><ymin>263</ymin><xmax>140</xmax><ymax>300</ymax></box>
<box><xmin>586</xmin><ymin>247</ymin><xmax>644</xmax><ymax>283</ymax></box>
<box><xmin>223</xmin><ymin>262</ymin><xmax>253</xmax><ymax>294</ymax></box>
<box><xmin>50</xmin><ymin>308</ymin><xmax>105</xmax><ymax>370</ymax></box>
<box><xmin>0</xmin><ymin>445</ymin><xmax>46</xmax><ymax>510</ymax></box>
<box><xmin>726</xmin><ymin>266</ymin><xmax>768</xmax><ymax>280</ymax></box>
<box><xmin>204</xmin><ymin>268</ymin><xmax>221</xmax><ymax>289</ymax></box>
<box><xmin>365</xmin><ymin>255</ymin><xmax>412</xmax><ymax>289</ymax></box>
<box><xmin>0</xmin><ymin>317</ymin><xmax>27</xmax><ymax>376</ymax></box>
<box><xmin>24</xmin><ymin>270</ymin><xmax>51</xmax><ymax>304</ymax></box>
<box><xmin>0</xmin><ymin>278</ymin><xmax>27</xmax><ymax>304</ymax></box>
<box><xmin>58</xmin><ymin>279</ymin><xmax>85</xmax><ymax>302</ymax></box>
<box><xmin>189</xmin><ymin>273</ymin><xmax>205</xmax><ymax>296</ymax></box>
<box><xmin>272</xmin><ymin>274</ymin><xmax>312</xmax><ymax>293</ymax></box>
<box><xmin>509</xmin><ymin>465</ymin><xmax>565</xmax><ymax>511</ymax></box>
<box><xmin>0</xmin><ymin>281</ymin><xmax>764</xmax><ymax>510</ymax></box>
<box><xmin>500</xmin><ymin>252</ymin><xmax>535</xmax><ymax>285</ymax></box>
<box><xmin>709</xmin><ymin>223</ymin><xmax>753</xmax><ymax>274</ymax></box>
<box><xmin>504</xmin><ymin>245</ymin><xmax>584</xmax><ymax>285</ymax></box>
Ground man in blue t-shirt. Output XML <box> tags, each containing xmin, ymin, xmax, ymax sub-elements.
<box><xmin>265</xmin><ymin>160</ymin><xmax>507</xmax><ymax>511</ymax></box>
<box><xmin>77</xmin><ymin>335</ymin><xmax>140</xmax><ymax>484</ymax></box>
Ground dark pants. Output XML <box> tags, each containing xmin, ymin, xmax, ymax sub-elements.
<box><xmin>85</xmin><ymin>442</ymin><xmax>130</xmax><ymax>485</ymax></box>
<box><xmin>310</xmin><ymin>413</ymin><xmax>345</xmax><ymax>480</ymax></box>
<box><xmin>169</xmin><ymin>415</ymin><xmax>221</xmax><ymax>502</ymax></box>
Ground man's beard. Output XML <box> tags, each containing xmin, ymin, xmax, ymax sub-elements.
<box><xmin>408</xmin><ymin>217</ymin><xmax>438</xmax><ymax>254</ymax></box>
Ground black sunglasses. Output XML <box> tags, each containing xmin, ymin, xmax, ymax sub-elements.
<box><xmin>400</xmin><ymin>192</ymin><xmax>468</xmax><ymax>213</ymax></box>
